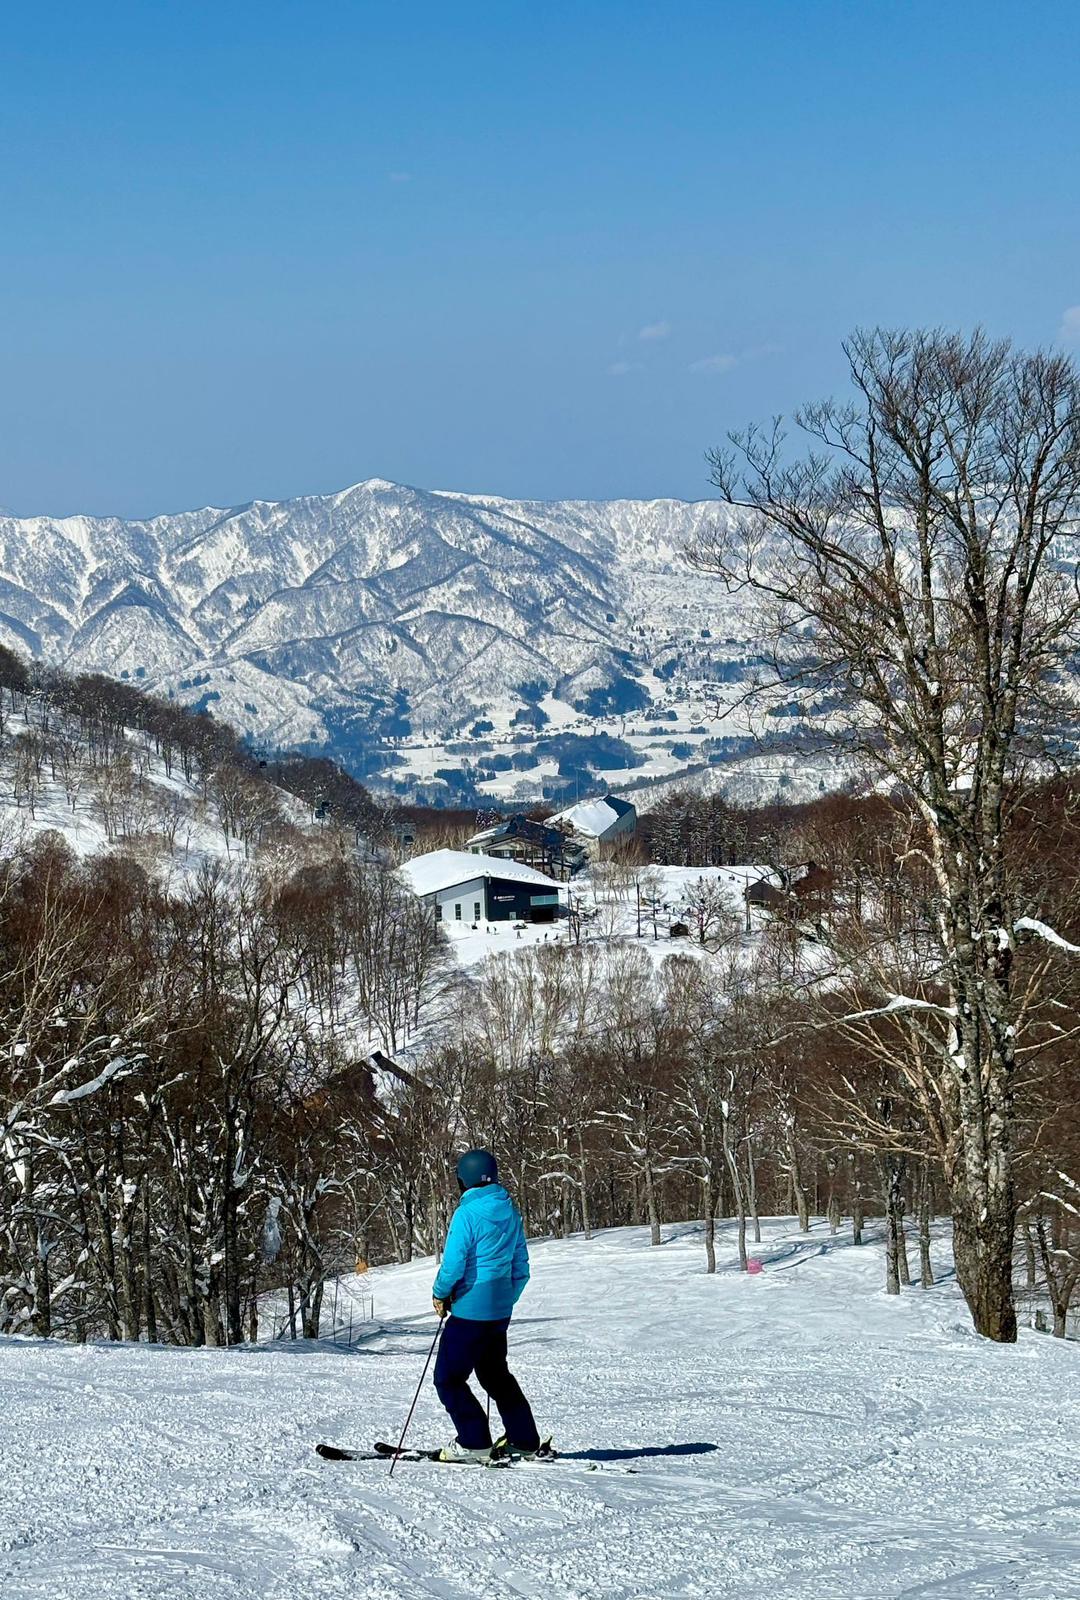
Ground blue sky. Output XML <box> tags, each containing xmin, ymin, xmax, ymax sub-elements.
<box><xmin>3</xmin><ymin>1</ymin><xmax>1079</xmax><ymax>517</ymax></box>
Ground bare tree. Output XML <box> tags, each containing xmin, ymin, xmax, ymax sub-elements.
<box><xmin>683</xmin><ymin>875</ymin><xmax>740</xmax><ymax>951</ymax></box>
<box><xmin>692</xmin><ymin>328</ymin><xmax>1080</xmax><ymax>1341</ymax></box>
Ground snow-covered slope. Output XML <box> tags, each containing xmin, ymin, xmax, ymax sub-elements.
<box><xmin>0</xmin><ymin>481</ymin><xmax>804</xmax><ymax>800</ymax></box>
<box><xmin>2</xmin><ymin>1217</ymin><xmax>1076</xmax><ymax>1600</ymax></box>
<box><xmin>0</xmin><ymin>702</ymin><xmax>314</xmax><ymax>880</ymax></box>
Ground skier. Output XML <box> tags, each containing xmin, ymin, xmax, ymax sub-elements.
<box><xmin>431</xmin><ymin>1148</ymin><xmax>542</xmax><ymax>1463</ymax></box>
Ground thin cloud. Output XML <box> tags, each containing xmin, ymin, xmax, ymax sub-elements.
<box><xmin>1059</xmin><ymin>306</ymin><xmax>1080</xmax><ymax>343</ymax></box>
<box><xmin>608</xmin><ymin>360</ymin><xmax>639</xmax><ymax>376</ymax></box>
<box><xmin>689</xmin><ymin>342</ymin><xmax>781</xmax><ymax>375</ymax></box>
<box><xmin>689</xmin><ymin>352</ymin><xmax>738</xmax><ymax>374</ymax></box>
<box><xmin>387</xmin><ymin>171</ymin><xmax>413</xmax><ymax>184</ymax></box>
<box><xmin>638</xmin><ymin>320</ymin><xmax>671</xmax><ymax>342</ymax></box>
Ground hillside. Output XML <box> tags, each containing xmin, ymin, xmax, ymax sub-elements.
<box><xmin>0</xmin><ymin>653</ymin><xmax>371</xmax><ymax>877</ymax></box>
<box><xmin>2</xmin><ymin>1217</ymin><xmax>1077</xmax><ymax>1600</ymax></box>
<box><xmin>0</xmin><ymin>480</ymin><xmax>825</xmax><ymax>806</ymax></box>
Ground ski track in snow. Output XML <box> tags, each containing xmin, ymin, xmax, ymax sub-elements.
<box><xmin>2</xmin><ymin>1219</ymin><xmax>1079</xmax><ymax>1600</ymax></box>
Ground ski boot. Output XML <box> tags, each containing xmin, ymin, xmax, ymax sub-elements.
<box><xmin>438</xmin><ymin>1438</ymin><xmax>496</xmax><ymax>1464</ymax></box>
<box><xmin>492</xmin><ymin>1434</ymin><xmax>557</xmax><ymax>1462</ymax></box>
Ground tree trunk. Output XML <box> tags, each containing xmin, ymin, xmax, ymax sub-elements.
<box><xmin>704</xmin><ymin>1175</ymin><xmax>716</xmax><ymax>1275</ymax></box>
<box><xmin>301</xmin><ymin>1279</ymin><xmax>324</xmax><ymax>1340</ymax></box>
<box><xmin>643</xmin><ymin>1160</ymin><xmax>661</xmax><ymax>1247</ymax></box>
<box><xmin>1034</xmin><ymin>1215</ymin><xmax>1076</xmax><ymax>1341</ymax></box>
<box><xmin>945</xmin><ymin>957</ymin><xmax>1018</xmax><ymax>1342</ymax></box>
<box><xmin>222</xmin><ymin>1100</ymin><xmax>247</xmax><ymax>1346</ymax></box>
<box><xmin>142</xmin><ymin>1187</ymin><xmax>158</xmax><ymax>1342</ymax></box>
<box><xmin>786</xmin><ymin>1130</ymin><xmax>809</xmax><ymax>1233</ymax></box>
<box><xmin>723</xmin><ymin>1121</ymin><xmax>748</xmax><ymax>1271</ymax></box>
<box><xmin>885</xmin><ymin>1218</ymin><xmax>899</xmax><ymax>1294</ymax></box>
<box><xmin>918</xmin><ymin>1163</ymin><xmax>934</xmax><ymax>1288</ymax></box>
<box><xmin>402</xmin><ymin>1190</ymin><xmax>414</xmax><ymax>1262</ymax></box>
<box><xmin>224</xmin><ymin>1189</ymin><xmax>243</xmax><ymax>1345</ymax></box>
<box><xmin>32</xmin><ymin>1228</ymin><xmax>51</xmax><ymax>1339</ymax></box>
<box><xmin>745</xmin><ymin>1138</ymin><xmax>761</xmax><ymax>1244</ymax></box>
<box><xmin>118</xmin><ymin>1210</ymin><xmax>141</xmax><ymax>1343</ymax></box>
<box><xmin>950</xmin><ymin>1187</ymin><xmax>1017</xmax><ymax>1342</ymax></box>
<box><xmin>1024</xmin><ymin>1222</ymin><xmax>1037</xmax><ymax>1290</ymax></box>
<box><xmin>884</xmin><ymin>1163</ymin><xmax>901</xmax><ymax>1296</ymax></box>
<box><xmin>897</xmin><ymin>1212</ymin><xmax>911</xmax><ymax>1287</ymax></box>
<box><xmin>577</xmin><ymin>1130</ymin><xmax>591</xmax><ymax>1241</ymax></box>
<box><xmin>202</xmin><ymin>1278</ymin><xmax>223</xmax><ymax>1347</ymax></box>
<box><xmin>181</xmin><ymin>1223</ymin><xmax>203</xmax><ymax>1346</ymax></box>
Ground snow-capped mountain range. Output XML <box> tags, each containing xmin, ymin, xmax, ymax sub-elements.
<box><xmin>0</xmin><ymin>478</ymin><xmax>781</xmax><ymax>798</ymax></box>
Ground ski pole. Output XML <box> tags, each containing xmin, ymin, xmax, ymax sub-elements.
<box><xmin>389</xmin><ymin>1315</ymin><xmax>444</xmax><ymax>1478</ymax></box>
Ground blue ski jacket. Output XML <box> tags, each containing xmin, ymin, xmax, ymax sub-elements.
<box><xmin>432</xmin><ymin>1183</ymin><xmax>530</xmax><ymax>1321</ymax></box>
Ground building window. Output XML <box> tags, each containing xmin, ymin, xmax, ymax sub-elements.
<box><xmin>434</xmin><ymin>903</ymin><xmax>442</xmax><ymax>922</ymax></box>
<box><xmin>474</xmin><ymin>902</ymin><xmax>481</xmax><ymax>922</ymax></box>
<box><xmin>455</xmin><ymin>904</ymin><xmax>462</xmax><ymax>920</ymax></box>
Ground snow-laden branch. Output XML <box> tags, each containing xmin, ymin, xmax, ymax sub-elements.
<box><xmin>48</xmin><ymin>1053</ymin><xmax>135</xmax><ymax>1106</ymax></box>
<box><xmin>1038</xmin><ymin>1191</ymin><xmax>1080</xmax><ymax>1226</ymax></box>
<box><xmin>1013</xmin><ymin>917</ymin><xmax>1080</xmax><ymax>955</ymax></box>
<box><xmin>837</xmin><ymin>994</ymin><xmax>957</xmax><ymax>1025</ymax></box>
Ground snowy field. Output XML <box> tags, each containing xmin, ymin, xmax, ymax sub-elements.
<box><xmin>3</xmin><ymin>1219</ymin><xmax>1079</xmax><ymax>1600</ymax></box>
<box><xmin>434</xmin><ymin>864</ymin><xmax>766</xmax><ymax>972</ymax></box>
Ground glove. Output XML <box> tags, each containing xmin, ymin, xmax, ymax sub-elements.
<box><xmin>432</xmin><ymin>1296</ymin><xmax>450</xmax><ymax>1319</ymax></box>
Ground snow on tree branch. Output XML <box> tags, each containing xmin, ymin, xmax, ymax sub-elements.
<box><xmin>1013</xmin><ymin>917</ymin><xmax>1080</xmax><ymax>955</ymax></box>
<box><xmin>48</xmin><ymin>1052</ymin><xmax>137</xmax><ymax>1106</ymax></box>
<box><xmin>836</xmin><ymin>994</ymin><xmax>957</xmax><ymax>1024</ymax></box>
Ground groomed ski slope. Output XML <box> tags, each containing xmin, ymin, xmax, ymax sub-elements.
<box><xmin>2</xmin><ymin>1219</ymin><xmax>1079</xmax><ymax>1600</ymax></box>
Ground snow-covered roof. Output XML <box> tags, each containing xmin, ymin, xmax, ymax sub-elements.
<box><xmin>399</xmin><ymin>848</ymin><xmax>564</xmax><ymax>898</ymax></box>
<box><xmin>466</xmin><ymin>816</ymin><xmax>571</xmax><ymax>850</ymax></box>
<box><xmin>466</xmin><ymin>825</ymin><xmax>502</xmax><ymax>847</ymax></box>
<box><xmin>551</xmin><ymin>796</ymin><xmax>636</xmax><ymax>839</ymax></box>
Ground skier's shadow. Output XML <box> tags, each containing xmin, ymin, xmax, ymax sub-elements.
<box><xmin>559</xmin><ymin>1443</ymin><xmax>718</xmax><ymax>1462</ymax></box>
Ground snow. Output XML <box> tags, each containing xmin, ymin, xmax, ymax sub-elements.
<box><xmin>0</xmin><ymin>708</ymin><xmax>312</xmax><ymax>884</ymax></box>
<box><xmin>2</xmin><ymin>1218</ymin><xmax>1078</xmax><ymax>1599</ymax></box>
<box><xmin>423</xmin><ymin>864</ymin><xmax>764</xmax><ymax>972</ymax></box>
<box><xmin>1014</xmin><ymin>916</ymin><xmax>1080</xmax><ymax>956</ymax></box>
<box><xmin>399</xmin><ymin>848</ymin><xmax>564</xmax><ymax>898</ymax></box>
<box><xmin>842</xmin><ymin>994</ymin><xmax>959</xmax><ymax>1022</ymax></box>
<box><xmin>47</xmin><ymin>1053</ymin><xmax>133</xmax><ymax>1106</ymax></box>
<box><xmin>550</xmin><ymin>797</ymin><xmax>625</xmax><ymax>839</ymax></box>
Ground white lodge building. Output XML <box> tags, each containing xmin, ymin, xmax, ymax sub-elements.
<box><xmin>399</xmin><ymin>848</ymin><xmax>565</xmax><ymax>926</ymax></box>
<box><xmin>550</xmin><ymin>796</ymin><xmax>637</xmax><ymax>858</ymax></box>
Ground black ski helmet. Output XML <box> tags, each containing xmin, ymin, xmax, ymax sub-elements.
<box><xmin>456</xmin><ymin>1148</ymin><xmax>498</xmax><ymax>1190</ymax></box>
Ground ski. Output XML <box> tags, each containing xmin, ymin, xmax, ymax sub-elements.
<box><xmin>315</xmin><ymin>1438</ymin><xmax>639</xmax><ymax>1473</ymax></box>
<box><xmin>315</xmin><ymin>1441</ymin><xmax>512</xmax><ymax>1467</ymax></box>
<box><xmin>493</xmin><ymin>1437</ymin><xmax>639</xmax><ymax>1472</ymax></box>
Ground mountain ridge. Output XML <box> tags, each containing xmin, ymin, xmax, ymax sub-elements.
<box><xmin>0</xmin><ymin>477</ymin><xmax>777</xmax><ymax>800</ymax></box>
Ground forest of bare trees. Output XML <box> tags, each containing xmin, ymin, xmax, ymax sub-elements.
<box><xmin>0</xmin><ymin>656</ymin><xmax>445</xmax><ymax>1343</ymax></box>
<box><xmin>0</xmin><ymin>828</ymin><xmax>456</xmax><ymax>1344</ymax></box>
<box><xmin>5</xmin><ymin>774</ymin><xmax>1077</xmax><ymax>1348</ymax></box>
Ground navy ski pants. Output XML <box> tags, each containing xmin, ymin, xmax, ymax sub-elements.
<box><xmin>433</xmin><ymin>1314</ymin><xmax>540</xmax><ymax>1451</ymax></box>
